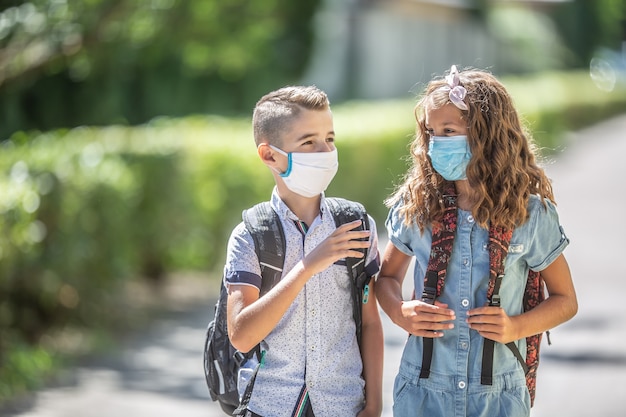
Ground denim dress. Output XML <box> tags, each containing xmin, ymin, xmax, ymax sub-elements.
<box><xmin>386</xmin><ymin>195</ymin><xmax>569</xmax><ymax>417</ymax></box>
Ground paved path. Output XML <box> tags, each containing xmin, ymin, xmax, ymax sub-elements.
<box><xmin>2</xmin><ymin>115</ymin><xmax>626</xmax><ymax>417</ymax></box>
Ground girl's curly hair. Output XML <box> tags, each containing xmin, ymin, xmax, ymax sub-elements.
<box><xmin>387</xmin><ymin>67</ymin><xmax>554</xmax><ymax>232</ymax></box>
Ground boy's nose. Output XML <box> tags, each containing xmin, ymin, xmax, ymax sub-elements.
<box><xmin>316</xmin><ymin>142</ymin><xmax>335</xmax><ymax>152</ymax></box>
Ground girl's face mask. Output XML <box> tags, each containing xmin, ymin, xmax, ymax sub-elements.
<box><xmin>270</xmin><ymin>145</ymin><xmax>338</xmax><ymax>198</ymax></box>
<box><xmin>427</xmin><ymin>135</ymin><xmax>472</xmax><ymax>181</ymax></box>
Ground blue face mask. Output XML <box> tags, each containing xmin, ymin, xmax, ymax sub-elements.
<box><xmin>427</xmin><ymin>135</ymin><xmax>472</xmax><ymax>181</ymax></box>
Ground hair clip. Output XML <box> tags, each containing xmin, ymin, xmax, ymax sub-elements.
<box><xmin>444</xmin><ymin>65</ymin><xmax>468</xmax><ymax>111</ymax></box>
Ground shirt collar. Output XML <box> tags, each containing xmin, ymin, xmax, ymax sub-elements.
<box><xmin>270</xmin><ymin>187</ymin><xmax>327</xmax><ymax>221</ymax></box>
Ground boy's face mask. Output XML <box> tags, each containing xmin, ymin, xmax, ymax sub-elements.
<box><xmin>270</xmin><ymin>145</ymin><xmax>338</xmax><ymax>198</ymax></box>
<box><xmin>427</xmin><ymin>135</ymin><xmax>472</xmax><ymax>181</ymax></box>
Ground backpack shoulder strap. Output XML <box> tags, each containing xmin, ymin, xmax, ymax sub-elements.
<box><xmin>242</xmin><ymin>202</ymin><xmax>286</xmax><ymax>297</ymax></box>
<box><xmin>419</xmin><ymin>183</ymin><xmax>457</xmax><ymax>379</ymax></box>
<box><xmin>482</xmin><ymin>224</ymin><xmax>546</xmax><ymax>406</ymax></box>
<box><xmin>324</xmin><ymin>197</ymin><xmax>370</xmax><ymax>348</ymax></box>
<box><xmin>481</xmin><ymin>225</ymin><xmax>517</xmax><ymax>385</ymax></box>
<box><xmin>325</xmin><ymin>197</ymin><xmax>369</xmax><ymax>275</ymax></box>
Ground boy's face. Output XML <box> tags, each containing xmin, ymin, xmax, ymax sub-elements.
<box><xmin>277</xmin><ymin>108</ymin><xmax>335</xmax><ymax>157</ymax></box>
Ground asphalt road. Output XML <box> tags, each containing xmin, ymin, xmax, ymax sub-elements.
<box><xmin>2</xmin><ymin>114</ymin><xmax>626</xmax><ymax>417</ymax></box>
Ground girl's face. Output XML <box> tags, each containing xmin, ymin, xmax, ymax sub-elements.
<box><xmin>424</xmin><ymin>103</ymin><xmax>467</xmax><ymax>138</ymax></box>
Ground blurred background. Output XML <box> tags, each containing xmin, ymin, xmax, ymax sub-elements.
<box><xmin>0</xmin><ymin>0</ymin><xmax>625</xmax><ymax>416</ymax></box>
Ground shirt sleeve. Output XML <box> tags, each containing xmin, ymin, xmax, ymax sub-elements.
<box><xmin>385</xmin><ymin>200</ymin><xmax>417</xmax><ymax>257</ymax></box>
<box><xmin>223</xmin><ymin>222</ymin><xmax>263</xmax><ymax>290</ymax></box>
<box><xmin>525</xmin><ymin>197</ymin><xmax>570</xmax><ymax>272</ymax></box>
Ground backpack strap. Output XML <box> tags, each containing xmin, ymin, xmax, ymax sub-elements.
<box><xmin>482</xmin><ymin>225</ymin><xmax>546</xmax><ymax>406</ymax></box>
<box><xmin>324</xmin><ymin>197</ymin><xmax>370</xmax><ymax>349</ymax></box>
<box><xmin>242</xmin><ymin>202</ymin><xmax>286</xmax><ymax>297</ymax></box>
<box><xmin>419</xmin><ymin>183</ymin><xmax>457</xmax><ymax>379</ymax></box>
<box><xmin>228</xmin><ymin>202</ymin><xmax>284</xmax><ymax>416</ymax></box>
<box><xmin>480</xmin><ymin>225</ymin><xmax>525</xmax><ymax>385</ymax></box>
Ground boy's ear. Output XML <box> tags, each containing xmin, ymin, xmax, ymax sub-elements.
<box><xmin>257</xmin><ymin>143</ymin><xmax>276</xmax><ymax>166</ymax></box>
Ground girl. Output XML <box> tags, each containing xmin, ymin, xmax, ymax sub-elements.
<box><xmin>375</xmin><ymin>66</ymin><xmax>577</xmax><ymax>417</ymax></box>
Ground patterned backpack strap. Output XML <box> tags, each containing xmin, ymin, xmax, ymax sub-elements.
<box><xmin>481</xmin><ymin>224</ymin><xmax>546</xmax><ymax>406</ymax></box>
<box><xmin>419</xmin><ymin>182</ymin><xmax>457</xmax><ymax>379</ymax></box>
<box><xmin>523</xmin><ymin>269</ymin><xmax>546</xmax><ymax>407</ymax></box>
<box><xmin>480</xmin><ymin>225</ymin><xmax>515</xmax><ymax>385</ymax></box>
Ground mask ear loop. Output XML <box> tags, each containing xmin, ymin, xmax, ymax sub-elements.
<box><xmin>263</xmin><ymin>144</ymin><xmax>293</xmax><ymax>177</ymax></box>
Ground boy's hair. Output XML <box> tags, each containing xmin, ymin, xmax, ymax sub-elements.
<box><xmin>388</xmin><ymin>67</ymin><xmax>555</xmax><ymax>231</ymax></box>
<box><xmin>252</xmin><ymin>85</ymin><xmax>330</xmax><ymax>147</ymax></box>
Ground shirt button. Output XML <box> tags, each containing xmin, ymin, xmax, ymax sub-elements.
<box><xmin>311</xmin><ymin>346</ymin><xmax>315</xmax><ymax>351</ymax></box>
<box><xmin>461</xmin><ymin>299</ymin><xmax>470</xmax><ymax>307</ymax></box>
<box><xmin>467</xmin><ymin>215</ymin><xmax>474</xmax><ymax>223</ymax></box>
<box><xmin>458</xmin><ymin>381</ymin><xmax>466</xmax><ymax>389</ymax></box>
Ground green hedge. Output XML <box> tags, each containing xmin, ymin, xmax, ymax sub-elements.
<box><xmin>0</xmin><ymin>70</ymin><xmax>625</xmax><ymax>403</ymax></box>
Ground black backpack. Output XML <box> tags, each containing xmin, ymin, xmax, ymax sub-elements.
<box><xmin>203</xmin><ymin>197</ymin><xmax>372</xmax><ymax>415</ymax></box>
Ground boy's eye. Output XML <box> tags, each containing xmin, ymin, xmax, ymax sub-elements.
<box><xmin>326</xmin><ymin>137</ymin><xmax>335</xmax><ymax>143</ymax></box>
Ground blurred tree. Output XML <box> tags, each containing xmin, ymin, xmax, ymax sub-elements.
<box><xmin>550</xmin><ymin>0</ymin><xmax>626</xmax><ymax>67</ymax></box>
<box><xmin>0</xmin><ymin>0</ymin><xmax>321</xmax><ymax>140</ymax></box>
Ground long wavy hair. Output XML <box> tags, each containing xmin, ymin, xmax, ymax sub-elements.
<box><xmin>386</xmin><ymin>67</ymin><xmax>555</xmax><ymax>232</ymax></box>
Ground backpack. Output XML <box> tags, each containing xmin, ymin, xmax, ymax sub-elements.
<box><xmin>203</xmin><ymin>197</ymin><xmax>372</xmax><ymax>416</ymax></box>
<box><xmin>419</xmin><ymin>185</ymin><xmax>547</xmax><ymax>407</ymax></box>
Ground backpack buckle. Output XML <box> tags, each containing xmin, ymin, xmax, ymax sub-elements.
<box><xmin>490</xmin><ymin>294</ymin><xmax>501</xmax><ymax>307</ymax></box>
<box><xmin>233</xmin><ymin>351</ymin><xmax>246</xmax><ymax>366</ymax></box>
<box><xmin>421</xmin><ymin>287</ymin><xmax>437</xmax><ymax>305</ymax></box>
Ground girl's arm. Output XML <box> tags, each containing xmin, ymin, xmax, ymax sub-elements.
<box><xmin>376</xmin><ymin>243</ymin><xmax>456</xmax><ymax>338</ymax></box>
<box><xmin>468</xmin><ymin>254</ymin><xmax>578</xmax><ymax>342</ymax></box>
<box><xmin>357</xmin><ymin>277</ymin><xmax>384</xmax><ymax>417</ymax></box>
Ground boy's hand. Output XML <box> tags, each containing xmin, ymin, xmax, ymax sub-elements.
<box><xmin>399</xmin><ymin>300</ymin><xmax>455</xmax><ymax>338</ymax></box>
<box><xmin>301</xmin><ymin>219</ymin><xmax>370</xmax><ymax>276</ymax></box>
<box><xmin>357</xmin><ymin>405</ymin><xmax>381</xmax><ymax>417</ymax></box>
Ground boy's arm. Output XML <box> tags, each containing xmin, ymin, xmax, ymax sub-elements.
<box><xmin>227</xmin><ymin>219</ymin><xmax>370</xmax><ymax>353</ymax></box>
<box><xmin>357</xmin><ymin>276</ymin><xmax>384</xmax><ymax>417</ymax></box>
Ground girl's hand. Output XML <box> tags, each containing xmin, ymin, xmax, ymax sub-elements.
<box><xmin>399</xmin><ymin>300</ymin><xmax>456</xmax><ymax>338</ymax></box>
<box><xmin>302</xmin><ymin>219</ymin><xmax>370</xmax><ymax>276</ymax></box>
<box><xmin>467</xmin><ymin>306</ymin><xmax>518</xmax><ymax>343</ymax></box>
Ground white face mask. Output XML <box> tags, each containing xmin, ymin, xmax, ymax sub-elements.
<box><xmin>270</xmin><ymin>145</ymin><xmax>338</xmax><ymax>198</ymax></box>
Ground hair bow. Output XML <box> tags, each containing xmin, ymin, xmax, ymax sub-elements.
<box><xmin>444</xmin><ymin>65</ymin><xmax>468</xmax><ymax>111</ymax></box>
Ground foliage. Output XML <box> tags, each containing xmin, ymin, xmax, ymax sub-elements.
<box><xmin>550</xmin><ymin>0</ymin><xmax>626</xmax><ymax>67</ymax></box>
<box><xmin>0</xmin><ymin>0</ymin><xmax>322</xmax><ymax>140</ymax></box>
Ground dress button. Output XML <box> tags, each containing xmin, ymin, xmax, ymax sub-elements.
<box><xmin>458</xmin><ymin>381</ymin><xmax>466</xmax><ymax>389</ymax></box>
<box><xmin>467</xmin><ymin>215</ymin><xmax>474</xmax><ymax>223</ymax></box>
<box><xmin>460</xmin><ymin>342</ymin><xmax>468</xmax><ymax>349</ymax></box>
<box><xmin>461</xmin><ymin>299</ymin><xmax>470</xmax><ymax>307</ymax></box>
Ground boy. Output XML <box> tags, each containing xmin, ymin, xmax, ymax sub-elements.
<box><xmin>224</xmin><ymin>85</ymin><xmax>383</xmax><ymax>417</ymax></box>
